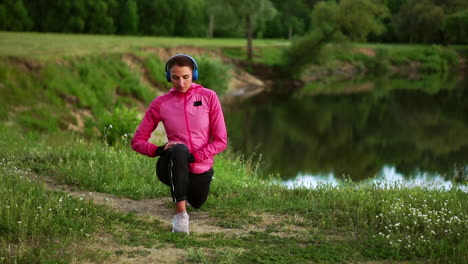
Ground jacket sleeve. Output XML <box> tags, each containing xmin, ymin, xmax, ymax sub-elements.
<box><xmin>131</xmin><ymin>102</ymin><xmax>162</xmax><ymax>157</ymax></box>
<box><xmin>192</xmin><ymin>91</ymin><xmax>228</xmax><ymax>162</ymax></box>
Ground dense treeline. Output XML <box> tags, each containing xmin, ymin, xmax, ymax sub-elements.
<box><xmin>0</xmin><ymin>0</ymin><xmax>467</xmax><ymax>44</ymax></box>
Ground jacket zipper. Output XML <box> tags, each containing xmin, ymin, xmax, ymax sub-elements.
<box><xmin>183</xmin><ymin>93</ymin><xmax>195</xmax><ymax>168</ymax></box>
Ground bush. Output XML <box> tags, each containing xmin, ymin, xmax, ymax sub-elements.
<box><xmin>100</xmin><ymin>106</ymin><xmax>140</xmax><ymax>146</ymax></box>
<box><xmin>443</xmin><ymin>10</ymin><xmax>468</xmax><ymax>45</ymax></box>
<box><xmin>196</xmin><ymin>56</ymin><xmax>231</xmax><ymax>95</ymax></box>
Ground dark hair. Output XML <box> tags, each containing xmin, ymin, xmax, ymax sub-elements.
<box><xmin>166</xmin><ymin>55</ymin><xmax>195</xmax><ymax>71</ymax></box>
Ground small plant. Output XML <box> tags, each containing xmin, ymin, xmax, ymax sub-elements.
<box><xmin>101</xmin><ymin>106</ymin><xmax>140</xmax><ymax>146</ymax></box>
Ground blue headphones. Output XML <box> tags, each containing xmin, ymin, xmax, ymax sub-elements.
<box><xmin>165</xmin><ymin>54</ymin><xmax>199</xmax><ymax>82</ymax></box>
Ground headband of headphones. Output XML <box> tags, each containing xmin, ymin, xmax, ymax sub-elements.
<box><xmin>165</xmin><ymin>54</ymin><xmax>199</xmax><ymax>82</ymax></box>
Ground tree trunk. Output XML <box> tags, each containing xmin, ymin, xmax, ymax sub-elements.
<box><xmin>246</xmin><ymin>15</ymin><xmax>253</xmax><ymax>61</ymax></box>
<box><xmin>207</xmin><ymin>14</ymin><xmax>215</xmax><ymax>38</ymax></box>
<box><xmin>288</xmin><ymin>26</ymin><xmax>293</xmax><ymax>40</ymax></box>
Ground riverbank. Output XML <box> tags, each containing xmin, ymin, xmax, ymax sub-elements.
<box><xmin>1</xmin><ymin>126</ymin><xmax>466</xmax><ymax>263</ymax></box>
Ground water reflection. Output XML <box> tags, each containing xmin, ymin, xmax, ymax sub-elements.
<box><xmin>281</xmin><ymin>166</ymin><xmax>468</xmax><ymax>192</ymax></box>
<box><xmin>224</xmin><ymin>75</ymin><xmax>468</xmax><ymax>186</ymax></box>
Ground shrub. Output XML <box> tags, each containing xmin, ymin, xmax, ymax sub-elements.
<box><xmin>196</xmin><ymin>55</ymin><xmax>231</xmax><ymax>95</ymax></box>
<box><xmin>100</xmin><ymin>106</ymin><xmax>140</xmax><ymax>146</ymax></box>
<box><xmin>442</xmin><ymin>10</ymin><xmax>468</xmax><ymax>45</ymax></box>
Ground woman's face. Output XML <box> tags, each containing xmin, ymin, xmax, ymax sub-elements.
<box><xmin>170</xmin><ymin>65</ymin><xmax>193</xmax><ymax>93</ymax></box>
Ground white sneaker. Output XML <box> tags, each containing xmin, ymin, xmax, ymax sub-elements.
<box><xmin>172</xmin><ymin>211</ymin><xmax>190</xmax><ymax>234</ymax></box>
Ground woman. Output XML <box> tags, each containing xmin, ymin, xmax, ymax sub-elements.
<box><xmin>131</xmin><ymin>54</ymin><xmax>228</xmax><ymax>234</ymax></box>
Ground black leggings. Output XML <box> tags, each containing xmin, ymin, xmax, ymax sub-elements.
<box><xmin>156</xmin><ymin>144</ymin><xmax>213</xmax><ymax>209</ymax></box>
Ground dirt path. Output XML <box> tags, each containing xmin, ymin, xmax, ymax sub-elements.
<box><xmin>36</xmin><ymin>174</ymin><xmax>307</xmax><ymax>263</ymax></box>
<box><xmin>42</xmin><ymin>177</ymin><xmax>241</xmax><ymax>235</ymax></box>
<box><xmin>39</xmin><ymin>177</ymin><xmax>249</xmax><ymax>263</ymax></box>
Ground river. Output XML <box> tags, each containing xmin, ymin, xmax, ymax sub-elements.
<box><xmin>223</xmin><ymin>74</ymin><xmax>468</xmax><ymax>189</ymax></box>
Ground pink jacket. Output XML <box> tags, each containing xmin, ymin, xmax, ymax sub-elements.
<box><xmin>131</xmin><ymin>83</ymin><xmax>228</xmax><ymax>174</ymax></box>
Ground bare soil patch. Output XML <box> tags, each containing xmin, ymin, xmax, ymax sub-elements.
<box><xmin>356</xmin><ymin>47</ymin><xmax>376</xmax><ymax>57</ymax></box>
<box><xmin>7</xmin><ymin>56</ymin><xmax>43</xmax><ymax>73</ymax></box>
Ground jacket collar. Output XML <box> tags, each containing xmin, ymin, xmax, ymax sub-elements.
<box><xmin>170</xmin><ymin>83</ymin><xmax>200</xmax><ymax>96</ymax></box>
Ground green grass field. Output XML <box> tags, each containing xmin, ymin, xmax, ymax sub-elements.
<box><xmin>0</xmin><ymin>32</ymin><xmax>467</xmax><ymax>263</ymax></box>
<box><xmin>0</xmin><ymin>31</ymin><xmax>289</xmax><ymax>59</ymax></box>
<box><xmin>0</xmin><ymin>126</ymin><xmax>466</xmax><ymax>263</ymax></box>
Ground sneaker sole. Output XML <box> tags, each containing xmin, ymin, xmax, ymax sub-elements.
<box><xmin>172</xmin><ymin>229</ymin><xmax>189</xmax><ymax>234</ymax></box>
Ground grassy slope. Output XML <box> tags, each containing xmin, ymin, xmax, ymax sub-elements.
<box><xmin>0</xmin><ymin>32</ymin><xmax>467</xmax><ymax>263</ymax></box>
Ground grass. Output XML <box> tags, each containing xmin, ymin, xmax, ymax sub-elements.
<box><xmin>221</xmin><ymin>45</ymin><xmax>288</xmax><ymax>65</ymax></box>
<box><xmin>0</xmin><ymin>54</ymin><xmax>151</xmax><ymax>134</ymax></box>
<box><xmin>0</xmin><ymin>126</ymin><xmax>467</xmax><ymax>263</ymax></box>
<box><xmin>0</xmin><ymin>31</ymin><xmax>289</xmax><ymax>60</ymax></box>
<box><xmin>0</xmin><ymin>152</ymin><xmax>113</xmax><ymax>262</ymax></box>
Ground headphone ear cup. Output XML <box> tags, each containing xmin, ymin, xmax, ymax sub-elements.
<box><xmin>193</xmin><ymin>69</ymin><xmax>199</xmax><ymax>81</ymax></box>
<box><xmin>166</xmin><ymin>71</ymin><xmax>171</xmax><ymax>82</ymax></box>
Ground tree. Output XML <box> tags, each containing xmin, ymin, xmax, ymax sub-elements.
<box><xmin>285</xmin><ymin>1</ymin><xmax>344</xmax><ymax>74</ymax></box>
<box><xmin>337</xmin><ymin>0</ymin><xmax>389</xmax><ymax>42</ymax></box>
<box><xmin>137</xmin><ymin>0</ymin><xmax>184</xmax><ymax>36</ymax></box>
<box><xmin>206</xmin><ymin>0</ymin><xmax>239</xmax><ymax>38</ymax></box>
<box><xmin>205</xmin><ymin>0</ymin><xmax>223</xmax><ymax>38</ymax></box>
<box><xmin>119</xmin><ymin>0</ymin><xmax>139</xmax><ymax>35</ymax></box>
<box><xmin>227</xmin><ymin>0</ymin><xmax>277</xmax><ymax>61</ymax></box>
<box><xmin>281</xmin><ymin>0</ymin><xmax>308</xmax><ymax>39</ymax></box>
<box><xmin>395</xmin><ymin>0</ymin><xmax>445</xmax><ymax>43</ymax></box>
<box><xmin>285</xmin><ymin>0</ymin><xmax>389</xmax><ymax>75</ymax></box>
<box><xmin>433</xmin><ymin>0</ymin><xmax>468</xmax><ymax>13</ymax></box>
<box><xmin>309</xmin><ymin>0</ymin><xmax>342</xmax><ymax>39</ymax></box>
<box><xmin>442</xmin><ymin>10</ymin><xmax>468</xmax><ymax>44</ymax></box>
<box><xmin>85</xmin><ymin>0</ymin><xmax>116</xmax><ymax>34</ymax></box>
<box><xmin>174</xmin><ymin>0</ymin><xmax>207</xmax><ymax>37</ymax></box>
<box><xmin>0</xmin><ymin>0</ymin><xmax>33</xmax><ymax>31</ymax></box>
